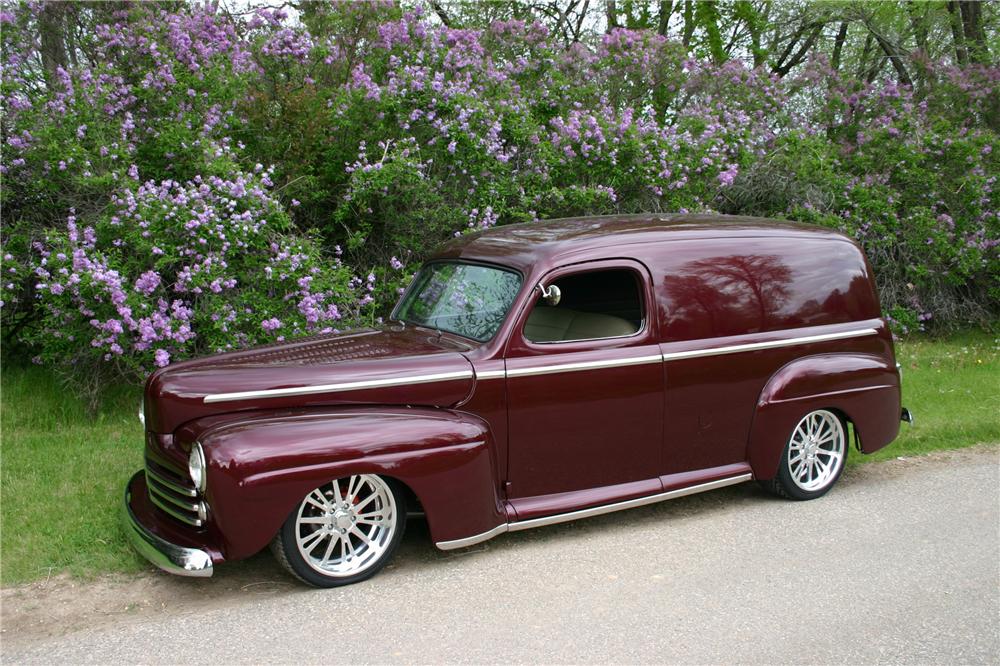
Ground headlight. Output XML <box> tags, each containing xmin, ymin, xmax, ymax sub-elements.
<box><xmin>188</xmin><ymin>442</ymin><xmax>207</xmax><ymax>493</ymax></box>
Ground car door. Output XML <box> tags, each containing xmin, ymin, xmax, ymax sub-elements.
<box><xmin>504</xmin><ymin>259</ymin><xmax>664</xmax><ymax>511</ymax></box>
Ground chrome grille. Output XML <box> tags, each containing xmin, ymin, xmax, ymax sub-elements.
<box><xmin>145</xmin><ymin>457</ymin><xmax>204</xmax><ymax>527</ymax></box>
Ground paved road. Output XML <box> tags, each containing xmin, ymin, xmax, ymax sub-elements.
<box><xmin>5</xmin><ymin>448</ymin><xmax>999</xmax><ymax>664</ymax></box>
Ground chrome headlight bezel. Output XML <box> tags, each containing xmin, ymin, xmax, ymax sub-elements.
<box><xmin>188</xmin><ymin>442</ymin><xmax>207</xmax><ymax>493</ymax></box>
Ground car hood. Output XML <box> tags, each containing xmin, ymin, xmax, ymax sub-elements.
<box><xmin>144</xmin><ymin>327</ymin><xmax>477</xmax><ymax>433</ymax></box>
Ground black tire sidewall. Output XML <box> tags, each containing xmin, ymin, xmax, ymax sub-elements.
<box><xmin>277</xmin><ymin>476</ymin><xmax>407</xmax><ymax>588</ymax></box>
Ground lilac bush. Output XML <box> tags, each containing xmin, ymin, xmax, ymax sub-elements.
<box><xmin>24</xmin><ymin>161</ymin><xmax>364</xmax><ymax>379</ymax></box>
<box><xmin>1</xmin><ymin>2</ymin><xmax>997</xmax><ymax>396</ymax></box>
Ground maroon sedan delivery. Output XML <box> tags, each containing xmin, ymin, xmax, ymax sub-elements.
<box><xmin>124</xmin><ymin>215</ymin><xmax>910</xmax><ymax>587</ymax></box>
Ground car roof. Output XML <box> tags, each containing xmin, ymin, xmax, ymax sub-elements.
<box><xmin>430</xmin><ymin>213</ymin><xmax>851</xmax><ymax>274</ymax></box>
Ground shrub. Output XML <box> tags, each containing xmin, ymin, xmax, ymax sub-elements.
<box><xmin>22</xmin><ymin>158</ymin><xmax>368</xmax><ymax>391</ymax></box>
<box><xmin>1</xmin><ymin>2</ymin><xmax>997</xmax><ymax>399</ymax></box>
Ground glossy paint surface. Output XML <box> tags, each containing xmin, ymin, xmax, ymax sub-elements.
<box><xmin>144</xmin><ymin>327</ymin><xmax>475</xmax><ymax>433</ymax></box>
<box><xmin>129</xmin><ymin>214</ymin><xmax>903</xmax><ymax>564</ymax></box>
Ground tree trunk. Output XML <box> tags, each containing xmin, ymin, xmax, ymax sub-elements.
<box><xmin>696</xmin><ymin>0</ymin><xmax>726</xmax><ymax>64</ymax></box>
<box><xmin>907</xmin><ymin>2</ymin><xmax>929</xmax><ymax>57</ymax></box>
<box><xmin>946</xmin><ymin>1</ymin><xmax>968</xmax><ymax>66</ymax></box>
<box><xmin>682</xmin><ymin>0</ymin><xmax>694</xmax><ymax>48</ymax></box>
<box><xmin>657</xmin><ymin>0</ymin><xmax>674</xmax><ymax>36</ymax></box>
<box><xmin>959</xmin><ymin>0</ymin><xmax>988</xmax><ymax>64</ymax></box>
<box><xmin>831</xmin><ymin>21</ymin><xmax>848</xmax><ymax>72</ymax></box>
<box><xmin>605</xmin><ymin>0</ymin><xmax>619</xmax><ymax>31</ymax></box>
<box><xmin>39</xmin><ymin>2</ymin><xmax>69</xmax><ymax>88</ymax></box>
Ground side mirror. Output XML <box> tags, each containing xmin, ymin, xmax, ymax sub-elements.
<box><xmin>538</xmin><ymin>283</ymin><xmax>561</xmax><ymax>306</ymax></box>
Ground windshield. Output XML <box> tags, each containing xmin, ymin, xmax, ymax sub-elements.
<box><xmin>394</xmin><ymin>262</ymin><xmax>522</xmax><ymax>341</ymax></box>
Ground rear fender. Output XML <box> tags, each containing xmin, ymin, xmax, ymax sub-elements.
<box><xmin>748</xmin><ymin>354</ymin><xmax>901</xmax><ymax>480</ymax></box>
<box><xmin>196</xmin><ymin>407</ymin><xmax>503</xmax><ymax>561</ymax></box>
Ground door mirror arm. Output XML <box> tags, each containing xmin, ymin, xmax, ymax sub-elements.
<box><xmin>538</xmin><ymin>283</ymin><xmax>561</xmax><ymax>306</ymax></box>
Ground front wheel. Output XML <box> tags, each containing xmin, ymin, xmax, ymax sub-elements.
<box><xmin>271</xmin><ymin>474</ymin><xmax>406</xmax><ymax>588</ymax></box>
<box><xmin>762</xmin><ymin>409</ymin><xmax>848</xmax><ymax>501</ymax></box>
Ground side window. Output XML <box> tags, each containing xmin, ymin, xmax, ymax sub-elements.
<box><xmin>524</xmin><ymin>269</ymin><xmax>644</xmax><ymax>343</ymax></box>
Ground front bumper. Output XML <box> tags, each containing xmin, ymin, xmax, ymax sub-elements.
<box><xmin>122</xmin><ymin>471</ymin><xmax>214</xmax><ymax>578</ymax></box>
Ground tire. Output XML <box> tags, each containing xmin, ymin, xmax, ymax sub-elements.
<box><xmin>271</xmin><ymin>474</ymin><xmax>406</xmax><ymax>588</ymax></box>
<box><xmin>761</xmin><ymin>409</ymin><xmax>848</xmax><ymax>501</ymax></box>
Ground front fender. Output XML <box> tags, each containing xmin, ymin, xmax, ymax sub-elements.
<box><xmin>748</xmin><ymin>353</ymin><xmax>901</xmax><ymax>480</ymax></box>
<box><xmin>194</xmin><ymin>407</ymin><xmax>504</xmax><ymax>561</ymax></box>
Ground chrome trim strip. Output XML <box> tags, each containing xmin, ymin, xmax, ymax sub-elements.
<box><xmin>435</xmin><ymin>472</ymin><xmax>752</xmax><ymax>550</ymax></box>
<box><xmin>435</xmin><ymin>523</ymin><xmax>509</xmax><ymax>550</ymax></box>
<box><xmin>509</xmin><ymin>473</ymin><xmax>752</xmax><ymax>531</ymax></box>
<box><xmin>148</xmin><ymin>491</ymin><xmax>204</xmax><ymax>527</ymax></box>
<box><xmin>145</xmin><ymin>465</ymin><xmax>198</xmax><ymax>498</ymax></box>
<box><xmin>506</xmin><ymin>354</ymin><xmax>662</xmax><ymax>378</ymax></box>
<box><xmin>203</xmin><ymin>370</ymin><xmax>474</xmax><ymax>404</ymax></box>
<box><xmin>123</xmin><ymin>474</ymin><xmax>213</xmax><ymax>577</ymax></box>
<box><xmin>474</xmin><ymin>370</ymin><xmax>507</xmax><ymax>380</ymax></box>
<box><xmin>660</xmin><ymin>328</ymin><xmax>878</xmax><ymax>362</ymax></box>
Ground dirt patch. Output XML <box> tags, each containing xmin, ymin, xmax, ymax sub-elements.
<box><xmin>1</xmin><ymin>551</ymin><xmax>301</xmax><ymax>648</ymax></box>
<box><xmin>2</xmin><ymin>443</ymin><xmax>996</xmax><ymax>649</ymax></box>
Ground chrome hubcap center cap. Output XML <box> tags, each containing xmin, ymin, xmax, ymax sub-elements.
<box><xmin>334</xmin><ymin>510</ymin><xmax>353</xmax><ymax>530</ymax></box>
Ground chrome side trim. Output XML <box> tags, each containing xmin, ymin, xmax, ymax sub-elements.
<box><xmin>435</xmin><ymin>523</ymin><xmax>509</xmax><ymax>550</ymax></box>
<box><xmin>123</xmin><ymin>474</ymin><xmax>213</xmax><ymax>577</ymax></box>
<box><xmin>474</xmin><ymin>370</ymin><xmax>507</xmax><ymax>380</ymax></box>
<box><xmin>660</xmin><ymin>327</ymin><xmax>878</xmax><ymax>362</ymax></box>
<box><xmin>509</xmin><ymin>473</ymin><xmax>752</xmax><ymax>531</ymax></box>
<box><xmin>435</xmin><ymin>472</ymin><xmax>752</xmax><ymax>550</ymax></box>
<box><xmin>506</xmin><ymin>354</ymin><xmax>662</xmax><ymax>378</ymax></box>
<box><xmin>203</xmin><ymin>370</ymin><xmax>474</xmax><ymax>404</ymax></box>
<box><xmin>145</xmin><ymin>465</ymin><xmax>198</xmax><ymax>498</ymax></box>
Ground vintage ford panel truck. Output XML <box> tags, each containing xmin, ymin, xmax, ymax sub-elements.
<box><xmin>124</xmin><ymin>214</ymin><xmax>909</xmax><ymax>587</ymax></box>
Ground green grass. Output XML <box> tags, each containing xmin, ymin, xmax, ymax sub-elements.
<box><xmin>2</xmin><ymin>331</ymin><xmax>998</xmax><ymax>585</ymax></box>
<box><xmin>1</xmin><ymin>366</ymin><xmax>147</xmax><ymax>584</ymax></box>
<box><xmin>856</xmin><ymin>330</ymin><xmax>1000</xmax><ymax>464</ymax></box>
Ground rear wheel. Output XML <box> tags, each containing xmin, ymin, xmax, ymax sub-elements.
<box><xmin>271</xmin><ymin>474</ymin><xmax>406</xmax><ymax>588</ymax></box>
<box><xmin>762</xmin><ymin>409</ymin><xmax>848</xmax><ymax>501</ymax></box>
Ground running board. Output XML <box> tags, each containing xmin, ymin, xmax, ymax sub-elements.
<box><xmin>435</xmin><ymin>472</ymin><xmax>753</xmax><ymax>550</ymax></box>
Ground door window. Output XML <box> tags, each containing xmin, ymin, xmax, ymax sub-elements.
<box><xmin>524</xmin><ymin>269</ymin><xmax>643</xmax><ymax>343</ymax></box>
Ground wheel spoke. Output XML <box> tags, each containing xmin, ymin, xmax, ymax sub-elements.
<box><xmin>816</xmin><ymin>432</ymin><xmax>836</xmax><ymax>444</ymax></box>
<box><xmin>320</xmin><ymin>534</ymin><xmax>339</xmax><ymax>565</ymax></box>
<box><xmin>346</xmin><ymin>475</ymin><xmax>362</xmax><ymax>503</ymax></box>
<box><xmin>305</xmin><ymin>490</ymin><xmax>329</xmax><ymax>511</ymax></box>
<box><xmin>299</xmin><ymin>516</ymin><xmax>328</xmax><ymax>525</ymax></box>
<box><xmin>330</xmin><ymin>480</ymin><xmax>343</xmax><ymax>506</ymax></box>
<box><xmin>299</xmin><ymin>529</ymin><xmax>326</xmax><ymax>552</ymax></box>
<box><xmin>354</xmin><ymin>492</ymin><xmax>379</xmax><ymax>513</ymax></box>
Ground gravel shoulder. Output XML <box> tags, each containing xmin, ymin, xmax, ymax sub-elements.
<box><xmin>3</xmin><ymin>444</ymin><xmax>998</xmax><ymax>663</ymax></box>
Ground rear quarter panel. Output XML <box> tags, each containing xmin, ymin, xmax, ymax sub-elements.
<box><xmin>749</xmin><ymin>351</ymin><xmax>901</xmax><ymax>479</ymax></box>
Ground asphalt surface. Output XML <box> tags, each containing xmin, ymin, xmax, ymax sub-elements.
<box><xmin>5</xmin><ymin>447</ymin><xmax>999</xmax><ymax>664</ymax></box>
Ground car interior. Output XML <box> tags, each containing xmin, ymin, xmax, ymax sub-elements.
<box><xmin>524</xmin><ymin>269</ymin><xmax>643</xmax><ymax>342</ymax></box>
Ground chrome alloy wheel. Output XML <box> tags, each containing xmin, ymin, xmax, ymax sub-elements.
<box><xmin>786</xmin><ymin>410</ymin><xmax>846</xmax><ymax>492</ymax></box>
<box><xmin>294</xmin><ymin>474</ymin><xmax>398</xmax><ymax>578</ymax></box>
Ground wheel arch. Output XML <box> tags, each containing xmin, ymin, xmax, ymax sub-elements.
<box><xmin>748</xmin><ymin>352</ymin><xmax>901</xmax><ymax>480</ymax></box>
